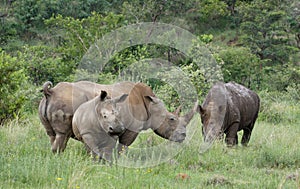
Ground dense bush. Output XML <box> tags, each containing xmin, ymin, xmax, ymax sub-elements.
<box><xmin>0</xmin><ymin>49</ymin><xmax>28</xmax><ymax>123</ymax></box>
<box><xmin>258</xmin><ymin>90</ymin><xmax>300</xmax><ymax>124</ymax></box>
<box><xmin>218</xmin><ymin>47</ymin><xmax>262</xmax><ymax>89</ymax></box>
<box><xmin>0</xmin><ymin>0</ymin><xmax>299</xmax><ymax>123</ymax></box>
<box><xmin>21</xmin><ymin>45</ymin><xmax>75</xmax><ymax>85</ymax></box>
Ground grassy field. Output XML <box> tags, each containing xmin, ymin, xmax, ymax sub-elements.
<box><xmin>1</xmin><ymin>95</ymin><xmax>299</xmax><ymax>189</ymax></box>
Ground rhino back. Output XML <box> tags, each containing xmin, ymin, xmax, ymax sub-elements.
<box><xmin>225</xmin><ymin>82</ymin><xmax>260</xmax><ymax>128</ymax></box>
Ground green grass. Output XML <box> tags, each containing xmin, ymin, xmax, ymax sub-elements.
<box><xmin>1</xmin><ymin>99</ymin><xmax>300</xmax><ymax>189</ymax></box>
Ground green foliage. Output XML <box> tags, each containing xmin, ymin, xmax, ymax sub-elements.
<box><xmin>0</xmin><ymin>49</ymin><xmax>28</xmax><ymax>123</ymax></box>
<box><xmin>20</xmin><ymin>45</ymin><xmax>75</xmax><ymax>85</ymax></box>
<box><xmin>122</xmin><ymin>0</ymin><xmax>196</xmax><ymax>23</ymax></box>
<box><xmin>261</xmin><ymin>64</ymin><xmax>300</xmax><ymax>91</ymax></box>
<box><xmin>186</xmin><ymin>41</ymin><xmax>224</xmax><ymax>99</ymax></box>
<box><xmin>218</xmin><ymin>47</ymin><xmax>262</xmax><ymax>89</ymax></box>
<box><xmin>106</xmin><ymin>45</ymin><xmax>151</xmax><ymax>76</ymax></box>
<box><xmin>0</xmin><ymin>0</ymin><xmax>300</xmax><ymax>122</ymax></box>
<box><xmin>0</xmin><ymin>17</ymin><xmax>18</xmax><ymax>47</ymax></box>
<box><xmin>258</xmin><ymin>90</ymin><xmax>300</xmax><ymax>124</ymax></box>
<box><xmin>239</xmin><ymin>0</ymin><xmax>298</xmax><ymax>65</ymax></box>
<box><xmin>197</xmin><ymin>0</ymin><xmax>229</xmax><ymax>20</ymax></box>
<box><xmin>45</xmin><ymin>12</ymin><xmax>125</xmax><ymax>73</ymax></box>
<box><xmin>199</xmin><ymin>34</ymin><xmax>214</xmax><ymax>44</ymax></box>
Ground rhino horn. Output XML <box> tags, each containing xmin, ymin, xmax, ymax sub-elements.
<box><xmin>183</xmin><ymin>100</ymin><xmax>198</xmax><ymax>127</ymax></box>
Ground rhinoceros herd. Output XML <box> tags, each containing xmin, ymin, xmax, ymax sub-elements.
<box><xmin>38</xmin><ymin>80</ymin><xmax>260</xmax><ymax>161</ymax></box>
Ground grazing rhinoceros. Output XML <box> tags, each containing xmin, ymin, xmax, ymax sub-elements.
<box><xmin>39</xmin><ymin>81</ymin><xmax>198</xmax><ymax>155</ymax></box>
<box><xmin>74</xmin><ymin>82</ymin><xmax>198</xmax><ymax>160</ymax></box>
<box><xmin>72</xmin><ymin>90</ymin><xmax>128</xmax><ymax>160</ymax></box>
<box><xmin>198</xmin><ymin>81</ymin><xmax>260</xmax><ymax>147</ymax></box>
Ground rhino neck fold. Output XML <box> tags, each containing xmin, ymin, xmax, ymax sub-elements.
<box><xmin>153</xmin><ymin>127</ymin><xmax>168</xmax><ymax>140</ymax></box>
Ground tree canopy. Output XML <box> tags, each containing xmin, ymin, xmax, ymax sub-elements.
<box><xmin>0</xmin><ymin>0</ymin><xmax>299</xmax><ymax>123</ymax></box>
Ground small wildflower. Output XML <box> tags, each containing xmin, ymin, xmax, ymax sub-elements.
<box><xmin>176</xmin><ymin>173</ymin><xmax>190</xmax><ymax>180</ymax></box>
<box><xmin>56</xmin><ymin>177</ymin><xmax>63</xmax><ymax>181</ymax></box>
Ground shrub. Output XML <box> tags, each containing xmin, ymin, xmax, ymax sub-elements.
<box><xmin>218</xmin><ymin>47</ymin><xmax>262</xmax><ymax>90</ymax></box>
<box><xmin>21</xmin><ymin>45</ymin><xmax>75</xmax><ymax>85</ymax></box>
<box><xmin>0</xmin><ymin>49</ymin><xmax>28</xmax><ymax>123</ymax></box>
<box><xmin>258</xmin><ymin>90</ymin><xmax>300</xmax><ymax>124</ymax></box>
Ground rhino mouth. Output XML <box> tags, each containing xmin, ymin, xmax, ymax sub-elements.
<box><xmin>170</xmin><ymin>134</ymin><xmax>186</xmax><ymax>143</ymax></box>
<box><xmin>176</xmin><ymin>138</ymin><xmax>185</xmax><ymax>143</ymax></box>
<box><xmin>108</xmin><ymin>128</ymin><xmax>125</xmax><ymax>136</ymax></box>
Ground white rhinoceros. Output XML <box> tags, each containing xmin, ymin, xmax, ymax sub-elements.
<box><xmin>38</xmin><ymin>81</ymin><xmax>198</xmax><ymax>156</ymax></box>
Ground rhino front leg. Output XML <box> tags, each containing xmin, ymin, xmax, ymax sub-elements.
<box><xmin>117</xmin><ymin>130</ymin><xmax>139</xmax><ymax>155</ymax></box>
<box><xmin>81</xmin><ymin>133</ymin><xmax>117</xmax><ymax>162</ymax></box>
<box><xmin>225</xmin><ymin>122</ymin><xmax>239</xmax><ymax>146</ymax></box>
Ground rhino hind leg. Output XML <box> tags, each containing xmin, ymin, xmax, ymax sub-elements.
<box><xmin>241</xmin><ymin>124</ymin><xmax>254</xmax><ymax>146</ymax></box>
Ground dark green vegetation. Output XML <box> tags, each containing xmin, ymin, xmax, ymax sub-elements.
<box><xmin>0</xmin><ymin>0</ymin><xmax>299</xmax><ymax>123</ymax></box>
<box><xmin>0</xmin><ymin>0</ymin><xmax>299</xmax><ymax>188</ymax></box>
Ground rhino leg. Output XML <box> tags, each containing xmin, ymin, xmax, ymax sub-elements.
<box><xmin>241</xmin><ymin>124</ymin><xmax>254</xmax><ymax>146</ymax></box>
<box><xmin>117</xmin><ymin>130</ymin><xmax>139</xmax><ymax>155</ymax></box>
<box><xmin>52</xmin><ymin>131</ymin><xmax>72</xmax><ymax>153</ymax></box>
<box><xmin>225</xmin><ymin>123</ymin><xmax>239</xmax><ymax>146</ymax></box>
<box><xmin>81</xmin><ymin>133</ymin><xmax>117</xmax><ymax>162</ymax></box>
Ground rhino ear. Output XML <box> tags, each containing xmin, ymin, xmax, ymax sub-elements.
<box><xmin>174</xmin><ymin>105</ymin><xmax>182</xmax><ymax>115</ymax></box>
<box><xmin>113</xmin><ymin>94</ymin><xmax>128</xmax><ymax>104</ymax></box>
<box><xmin>100</xmin><ymin>90</ymin><xmax>108</xmax><ymax>101</ymax></box>
<box><xmin>145</xmin><ymin>95</ymin><xmax>160</xmax><ymax>104</ymax></box>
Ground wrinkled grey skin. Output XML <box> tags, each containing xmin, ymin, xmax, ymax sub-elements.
<box><xmin>38</xmin><ymin>81</ymin><xmax>198</xmax><ymax>155</ymax></box>
<box><xmin>72</xmin><ymin>91</ymin><xmax>128</xmax><ymax>161</ymax></box>
<box><xmin>198</xmin><ymin>81</ymin><xmax>260</xmax><ymax>146</ymax></box>
<box><xmin>38</xmin><ymin>81</ymin><xmax>102</xmax><ymax>153</ymax></box>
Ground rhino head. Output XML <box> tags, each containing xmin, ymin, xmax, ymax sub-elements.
<box><xmin>95</xmin><ymin>90</ymin><xmax>128</xmax><ymax>135</ymax></box>
<box><xmin>197</xmin><ymin>83</ymin><xmax>228</xmax><ymax>145</ymax></box>
<box><xmin>47</xmin><ymin>90</ymin><xmax>127</xmax><ymax>154</ymax></box>
<box><xmin>198</xmin><ymin>103</ymin><xmax>225</xmax><ymax>144</ymax></box>
<box><xmin>147</xmin><ymin>96</ymin><xmax>198</xmax><ymax>143</ymax></box>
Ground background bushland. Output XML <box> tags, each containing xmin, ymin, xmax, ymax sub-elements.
<box><xmin>0</xmin><ymin>0</ymin><xmax>299</xmax><ymax>123</ymax></box>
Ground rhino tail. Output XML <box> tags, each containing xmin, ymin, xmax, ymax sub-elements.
<box><xmin>40</xmin><ymin>81</ymin><xmax>53</xmax><ymax>97</ymax></box>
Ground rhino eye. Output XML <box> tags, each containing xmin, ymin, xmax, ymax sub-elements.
<box><xmin>170</xmin><ymin>117</ymin><xmax>176</xmax><ymax>121</ymax></box>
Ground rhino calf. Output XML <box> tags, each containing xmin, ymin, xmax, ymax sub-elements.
<box><xmin>72</xmin><ymin>90</ymin><xmax>128</xmax><ymax>161</ymax></box>
<box><xmin>198</xmin><ymin>81</ymin><xmax>260</xmax><ymax>147</ymax></box>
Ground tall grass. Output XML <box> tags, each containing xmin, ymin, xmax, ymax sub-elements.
<box><xmin>0</xmin><ymin>95</ymin><xmax>299</xmax><ymax>189</ymax></box>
